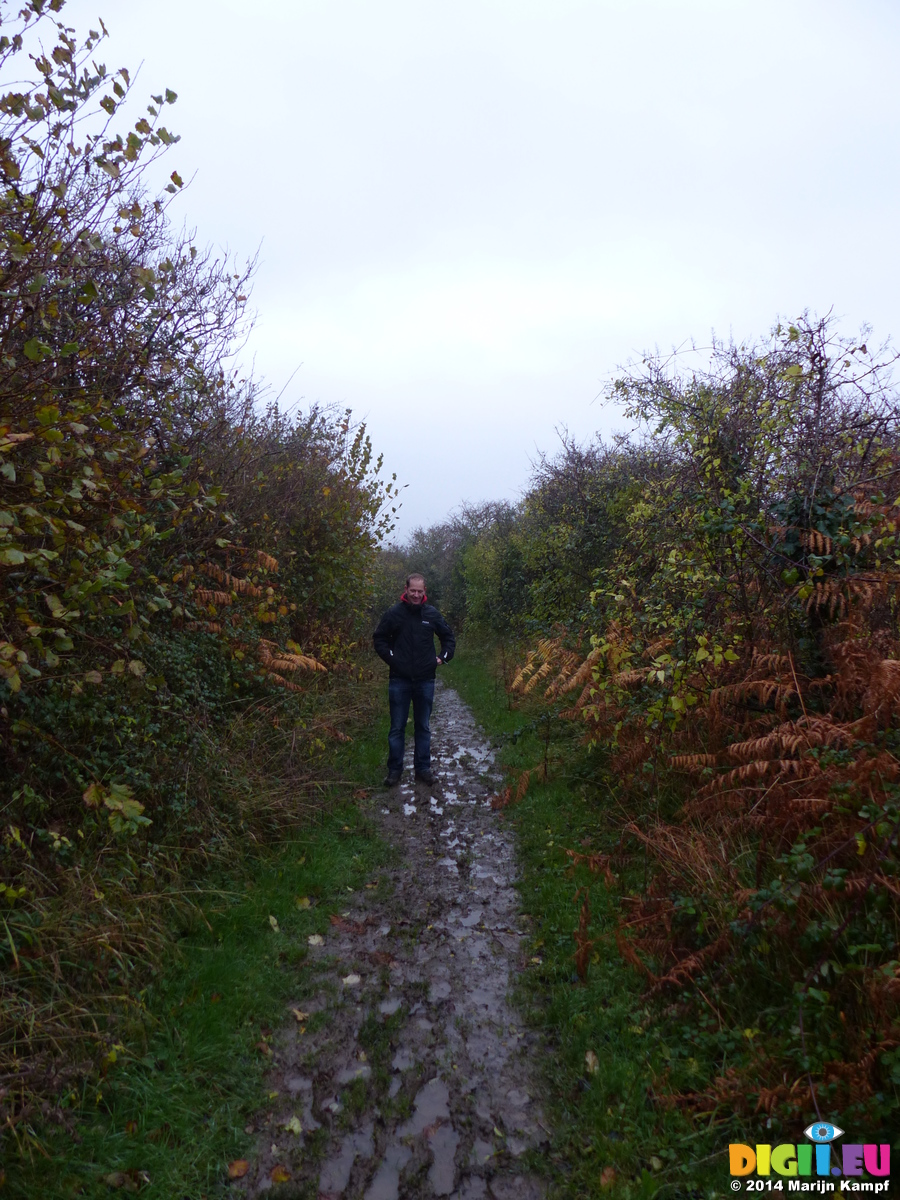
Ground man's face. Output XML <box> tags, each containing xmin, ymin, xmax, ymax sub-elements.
<box><xmin>406</xmin><ymin>579</ymin><xmax>426</xmax><ymax>604</ymax></box>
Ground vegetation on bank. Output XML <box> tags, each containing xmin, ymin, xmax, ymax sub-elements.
<box><xmin>8</xmin><ymin>786</ymin><xmax>387</xmax><ymax>1200</ymax></box>
<box><xmin>415</xmin><ymin>317</ymin><xmax>900</xmax><ymax>1164</ymax></box>
<box><xmin>446</xmin><ymin>646</ymin><xmax>721</xmax><ymax>1198</ymax></box>
<box><xmin>0</xmin><ymin>0</ymin><xmax>397</xmax><ymax>1156</ymax></box>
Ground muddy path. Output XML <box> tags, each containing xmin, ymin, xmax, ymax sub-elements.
<box><xmin>236</xmin><ymin>681</ymin><xmax>549</xmax><ymax>1200</ymax></box>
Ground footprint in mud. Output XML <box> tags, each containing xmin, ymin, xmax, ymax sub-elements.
<box><xmin>236</xmin><ymin>681</ymin><xmax>547</xmax><ymax>1199</ymax></box>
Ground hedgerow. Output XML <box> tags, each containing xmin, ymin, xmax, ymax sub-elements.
<box><xmin>417</xmin><ymin>314</ymin><xmax>900</xmax><ymax>1135</ymax></box>
<box><xmin>0</xmin><ymin>0</ymin><xmax>397</xmax><ymax>1143</ymax></box>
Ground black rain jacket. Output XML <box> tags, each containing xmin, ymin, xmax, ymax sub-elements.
<box><xmin>372</xmin><ymin>598</ymin><xmax>455</xmax><ymax>681</ymax></box>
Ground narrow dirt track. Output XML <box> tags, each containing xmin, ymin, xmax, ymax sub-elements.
<box><xmin>238</xmin><ymin>680</ymin><xmax>548</xmax><ymax>1199</ymax></box>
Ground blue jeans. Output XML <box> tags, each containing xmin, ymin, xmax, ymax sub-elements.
<box><xmin>387</xmin><ymin>676</ymin><xmax>435</xmax><ymax>776</ymax></box>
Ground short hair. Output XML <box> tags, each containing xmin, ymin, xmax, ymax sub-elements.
<box><xmin>406</xmin><ymin>573</ymin><xmax>425</xmax><ymax>588</ymax></box>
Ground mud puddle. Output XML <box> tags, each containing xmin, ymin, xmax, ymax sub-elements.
<box><xmin>236</xmin><ymin>681</ymin><xmax>548</xmax><ymax>1199</ymax></box>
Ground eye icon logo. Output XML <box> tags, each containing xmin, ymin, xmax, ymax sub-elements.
<box><xmin>802</xmin><ymin>1123</ymin><xmax>845</xmax><ymax>1143</ymax></box>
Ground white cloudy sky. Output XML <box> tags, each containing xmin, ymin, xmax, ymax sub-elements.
<box><xmin>60</xmin><ymin>0</ymin><xmax>900</xmax><ymax>536</ymax></box>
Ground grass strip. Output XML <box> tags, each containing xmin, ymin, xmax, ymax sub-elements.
<box><xmin>7</xmin><ymin>696</ymin><xmax>390</xmax><ymax>1200</ymax></box>
<box><xmin>444</xmin><ymin>644</ymin><xmax>729</xmax><ymax>1200</ymax></box>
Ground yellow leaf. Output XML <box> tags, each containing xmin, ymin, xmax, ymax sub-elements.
<box><xmin>283</xmin><ymin>1116</ymin><xmax>302</xmax><ymax>1135</ymax></box>
<box><xmin>227</xmin><ymin>1160</ymin><xmax>250</xmax><ymax>1179</ymax></box>
<box><xmin>270</xmin><ymin>1164</ymin><xmax>291</xmax><ymax>1183</ymax></box>
<box><xmin>585</xmin><ymin>1049</ymin><xmax>600</xmax><ymax>1075</ymax></box>
<box><xmin>290</xmin><ymin>1008</ymin><xmax>309</xmax><ymax>1022</ymax></box>
<box><xmin>295</xmin><ymin>896</ymin><xmax>311</xmax><ymax>909</ymax></box>
<box><xmin>269</xmin><ymin>915</ymin><xmax>280</xmax><ymax>932</ymax></box>
<box><xmin>307</xmin><ymin>934</ymin><xmax>324</xmax><ymax>946</ymax></box>
<box><xmin>82</xmin><ymin>782</ymin><xmax>103</xmax><ymax>808</ymax></box>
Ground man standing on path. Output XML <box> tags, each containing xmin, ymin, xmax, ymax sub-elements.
<box><xmin>373</xmin><ymin>573</ymin><xmax>455</xmax><ymax>787</ymax></box>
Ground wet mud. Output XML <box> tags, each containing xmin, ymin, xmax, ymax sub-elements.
<box><xmin>237</xmin><ymin>681</ymin><xmax>548</xmax><ymax>1199</ymax></box>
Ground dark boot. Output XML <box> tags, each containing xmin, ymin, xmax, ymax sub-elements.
<box><xmin>383</xmin><ymin>772</ymin><xmax>401</xmax><ymax>787</ymax></box>
<box><xmin>415</xmin><ymin>769</ymin><xmax>434</xmax><ymax>785</ymax></box>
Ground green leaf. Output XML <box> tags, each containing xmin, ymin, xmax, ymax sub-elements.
<box><xmin>23</xmin><ymin>337</ymin><xmax>51</xmax><ymax>362</ymax></box>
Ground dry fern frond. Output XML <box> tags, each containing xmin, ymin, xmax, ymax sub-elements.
<box><xmin>751</xmin><ymin>651</ymin><xmax>792</xmax><ymax>671</ymax></box>
<box><xmin>802</xmin><ymin>530</ymin><xmax>834</xmax><ymax>556</ymax></box>
<box><xmin>510</xmin><ymin>653</ymin><xmax>538</xmax><ymax>693</ymax></box>
<box><xmin>257</xmin><ymin>642</ymin><xmax>326</xmax><ymax>673</ymax></box>
<box><xmin>647</xmin><ymin>929</ymin><xmax>733</xmax><ymax>996</ymax></box>
<box><xmin>544</xmin><ymin>650</ymin><xmax>583</xmax><ymax>698</ymax></box>
<box><xmin>263</xmin><ymin>672</ymin><xmax>305</xmax><ymax>693</ymax></box>
<box><xmin>523</xmin><ymin>659</ymin><xmax>556</xmax><ymax>693</ymax></box>
<box><xmin>194</xmin><ymin>589</ymin><xmax>232</xmax><ymax>606</ymax></box>
<box><xmin>565</xmin><ymin>848</ymin><xmax>617</xmax><ymax>887</ymax></box>
<box><xmin>643</xmin><ymin>637</ymin><xmax>673</xmax><ymax>661</ymax></box>
<box><xmin>695</xmin><ymin>758</ymin><xmax>820</xmax><ymax>800</ymax></box>
<box><xmin>614</xmin><ymin>667</ymin><xmax>651</xmax><ymax>687</ymax></box>
<box><xmin>554</xmin><ymin>647</ymin><xmax>603</xmax><ymax>695</ymax></box>
<box><xmin>611</xmin><ymin>740</ymin><xmax>652</xmax><ymax>775</ymax></box>
<box><xmin>615</xmin><ymin>931</ymin><xmax>657</xmax><ymax>980</ymax></box>
<box><xmin>711</xmin><ymin>679</ymin><xmax>797</xmax><ymax>710</ymax></box>
<box><xmin>198</xmin><ymin>562</ymin><xmax>263</xmax><ymax>598</ymax></box>
<box><xmin>862</xmin><ymin>658</ymin><xmax>900</xmax><ymax>716</ymax></box>
<box><xmin>804</xmin><ymin>574</ymin><xmax>888</xmax><ymax>619</ymax></box>
<box><xmin>724</xmin><ymin>716</ymin><xmax>851</xmax><ymax>762</ymax></box>
<box><xmin>669</xmin><ymin>753</ymin><xmax>719</xmax><ymax>770</ymax></box>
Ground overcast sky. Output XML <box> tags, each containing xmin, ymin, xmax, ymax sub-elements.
<box><xmin>60</xmin><ymin>0</ymin><xmax>900</xmax><ymax>537</ymax></box>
